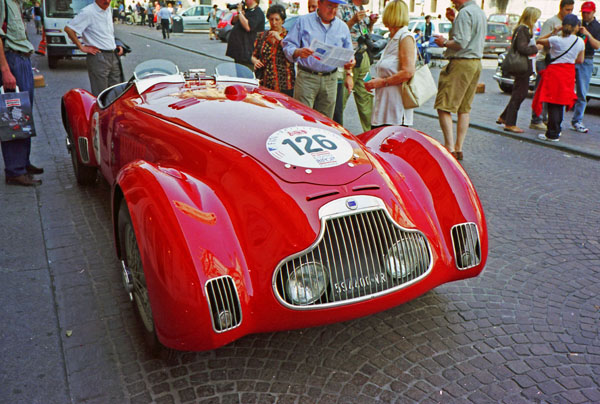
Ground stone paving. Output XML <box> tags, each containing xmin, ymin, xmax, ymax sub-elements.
<box><xmin>0</xmin><ymin>24</ymin><xmax>599</xmax><ymax>404</ymax></box>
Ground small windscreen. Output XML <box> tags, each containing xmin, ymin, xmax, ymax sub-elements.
<box><xmin>134</xmin><ymin>59</ymin><xmax>180</xmax><ymax>80</ymax></box>
<box><xmin>215</xmin><ymin>62</ymin><xmax>255</xmax><ymax>79</ymax></box>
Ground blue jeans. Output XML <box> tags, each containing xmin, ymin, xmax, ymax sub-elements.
<box><xmin>0</xmin><ymin>52</ymin><xmax>34</xmax><ymax>178</ymax></box>
<box><xmin>572</xmin><ymin>57</ymin><xmax>594</xmax><ymax>125</ymax></box>
<box><xmin>531</xmin><ymin>59</ymin><xmax>547</xmax><ymax>124</ymax></box>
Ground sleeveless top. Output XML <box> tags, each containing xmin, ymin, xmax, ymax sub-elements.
<box><xmin>372</xmin><ymin>27</ymin><xmax>414</xmax><ymax>126</ymax></box>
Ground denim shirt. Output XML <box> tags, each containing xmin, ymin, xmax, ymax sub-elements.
<box><xmin>282</xmin><ymin>12</ymin><xmax>352</xmax><ymax>72</ymax></box>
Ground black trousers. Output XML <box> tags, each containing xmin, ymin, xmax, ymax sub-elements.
<box><xmin>500</xmin><ymin>73</ymin><xmax>529</xmax><ymax>126</ymax></box>
<box><xmin>161</xmin><ymin>18</ymin><xmax>170</xmax><ymax>38</ymax></box>
<box><xmin>546</xmin><ymin>103</ymin><xmax>564</xmax><ymax>139</ymax></box>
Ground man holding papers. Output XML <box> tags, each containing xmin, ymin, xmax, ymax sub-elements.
<box><xmin>282</xmin><ymin>0</ymin><xmax>355</xmax><ymax>118</ymax></box>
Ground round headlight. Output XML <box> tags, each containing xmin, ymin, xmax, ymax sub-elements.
<box><xmin>384</xmin><ymin>239</ymin><xmax>424</xmax><ymax>280</ymax></box>
<box><xmin>286</xmin><ymin>262</ymin><xmax>328</xmax><ymax>305</ymax></box>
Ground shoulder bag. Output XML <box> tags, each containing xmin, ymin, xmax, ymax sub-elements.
<box><xmin>501</xmin><ymin>27</ymin><xmax>529</xmax><ymax>75</ymax></box>
<box><xmin>401</xmin><ymin>36</ymin><xmax>437</xmax><ymax>109</ymax></box>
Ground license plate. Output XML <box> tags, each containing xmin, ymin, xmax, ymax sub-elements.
<box><xmin>72</xmin><ymin>49</ymin><xmax>86</xmax><ymax>55</ymax></box>
<box><xmin>495</xmin><ymin>48</ymin><xmax>506</xmax><ymax>52</ymax></box>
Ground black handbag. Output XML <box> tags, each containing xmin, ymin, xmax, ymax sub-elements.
<box><xmin>502</xmin><ymin>30</ymin><xmax>529</xmax><ymax>75</ymax></box>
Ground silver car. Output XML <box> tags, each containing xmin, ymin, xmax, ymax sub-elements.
<box><xmin>587</xmin><ymin>51</ymin><xmax>600</xmax><ymax>101</ymax></box>
<box><xmin>173</xmin><ymin>5</ymin><xmax>212</xmax><ymax>31</ymax></box>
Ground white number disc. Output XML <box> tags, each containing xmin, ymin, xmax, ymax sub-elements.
<box><xmin>266</xmin><ymin>126</ymin><xmax>354</xmax><ymax>168</ymax></box>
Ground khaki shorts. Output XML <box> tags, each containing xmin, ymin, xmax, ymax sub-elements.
<box><xmin>434</xmin><ymin>59</ymin><xmax>482</xmax><ymax>114</ymax></box>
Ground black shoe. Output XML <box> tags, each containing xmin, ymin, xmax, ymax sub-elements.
<box><xmin>6</xmin><ymin>174</ymin><xmax>42</xmax><ymax>186</ymax></box>
<box><xmin>26</xmin><ymin>164</ymin><xmax>44</xmax><ymax>174</ymax></box>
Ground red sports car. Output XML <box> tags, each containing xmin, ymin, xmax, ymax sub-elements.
<box><xmin>62</xmin><ymin>60</ymin><xmax>488</xmax><ymax>352</ymax></box>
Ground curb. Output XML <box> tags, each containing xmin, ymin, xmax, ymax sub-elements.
<box><xmin>414</xmin><ymin>109</ymin><xmax>600</xmax><ymax>161</ymax></box>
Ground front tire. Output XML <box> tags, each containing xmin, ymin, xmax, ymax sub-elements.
<box><xmin>118</xmin><ymin>202</ymin><xmax>165</xmax><ymax>354</ymax></box>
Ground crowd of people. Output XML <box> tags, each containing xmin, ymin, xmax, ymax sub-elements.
<box><xmin>2</xmin><ymin>0</ymin><xmax>598</xmax><ymax>187</ymax></box>
<box><xmin>497</xmin><ymin>0</ymin><xmax>599</xmax><ymax>143</ymax></box>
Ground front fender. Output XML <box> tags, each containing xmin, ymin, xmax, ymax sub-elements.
<box><xmin>114</xmin><ymin>161</ymin><xmax>252</xmax><ymax>351</ymax></box>
<box><xmin>62</xmin><ymin>89</ymin><xmax>99</xmax><ymax>166</ymax></box>
<box><xmin>358</xmin><ymin>126</ymin><xmax>488</xmax><ymax>279</ymax></box>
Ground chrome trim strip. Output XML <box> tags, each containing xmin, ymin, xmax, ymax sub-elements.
<box><xmin>272</xmin><ymin>196</ymin><xmax>433</xmax><ymax>310</ymax></box>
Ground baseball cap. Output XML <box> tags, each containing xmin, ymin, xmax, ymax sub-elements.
<box><xmin>581</xmin><ymin>1</ymin><xmax>596</xmax><ymax>12</ymax></box>
<box><xmin>562</xmin><ymin>13</ymin><xmax>580</xmax><ymax>26</ymax></box>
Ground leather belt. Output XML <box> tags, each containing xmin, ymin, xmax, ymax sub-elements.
<box><xmin>99</xmin><ymin>49</ymin><xmax>116</xmax><ymax>53</ymax></box>
<box><xmin>6</xmin><ymin>49</ymin><xmax>32</xmax><ymax>58</ymax></box>
<box><xmin>298</xmin><ymin>65</ymin><xmax>337</xmax><ymax>76</ymax></box>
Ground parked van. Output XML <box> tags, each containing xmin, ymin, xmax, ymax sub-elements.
<box><xmin>42</xmin><ymin>0</ymin><xmax>94</xmax><ymax>69</ymax></box>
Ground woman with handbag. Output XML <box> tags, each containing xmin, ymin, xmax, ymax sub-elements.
<box><xmin>497</xmin><ymin>7</ymin><xmax>541</xmax><ymax>134</ymax></box>
<box><xmin>532</xmin><ymin>13</ymin><xmax>585</xmax><ymax>142</ymax></box>
<box><xmin>365</xmin><ymin>0</ymin><xmax>415</xmax><ymax>127</ymax></box>
<box><xmin>251</xmin><ymin>5</ymin><xmax>295</xmax><ymax>96</ymax></box>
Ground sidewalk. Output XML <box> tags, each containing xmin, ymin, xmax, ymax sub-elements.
<box><xmin>413</xmin><ymin>64</ymin><xmax>600</xmax><ymax>161</ymax></box>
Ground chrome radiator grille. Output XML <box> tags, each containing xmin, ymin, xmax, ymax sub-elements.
<box><xmin>273</xmin><ymin>209</ymin><xmax>432</xmax><ymax>309</ymax></box>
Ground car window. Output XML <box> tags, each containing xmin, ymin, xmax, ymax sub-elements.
<box><xmin>509</xmin><ymin>15</ymin><xmax>519</xmax><ymax>25</ymax></box>
<box><xmin>488</xmin><ymin>24</ymin><xmax>508</xmax><ymax>35</ymax></box>
<box><xmin>408</xmin><ymin>21</ymin><xmax>416</xmax><ymax>30</ymax></box>
<box><xmin>182</xmin><ymin>8</ymin><xmax>192</xmax><ymax>16</ymax></box>
<box><xmin>438</xmin><ymin>22</ymin><xmax>452</xmax><ymax>33</ymax></box>
<box><xmin>488</xmin><ymin>15</ymin><xmax>506</xmax><ymax>23</ymax></box>
<box><xmin>199</xmin><ymin>6</ymin><xmax>210</xmax><ymax>16</ymax></box>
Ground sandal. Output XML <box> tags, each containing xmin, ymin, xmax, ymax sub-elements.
<box><xmin>451</xmin><ymin>151</ymin><xmax>463</xmax><ymax>161</ymax></box>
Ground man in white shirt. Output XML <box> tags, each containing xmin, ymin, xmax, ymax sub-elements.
<box><xmin>65</xmin><ymin>0</ymin><xmax>124</xmax><ymax>96</ymax></box>
<box><xmin>156</xmin><ymin>4</ymin><xmax>173</xmax><ymax>39</ymax></box>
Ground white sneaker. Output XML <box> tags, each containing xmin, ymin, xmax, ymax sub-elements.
<box><xmin>571</xmin><ymin>122</ymin><xmax>589</xmax><ymax>133</ymax></box>
<box><xmin>538</xmin><ymin>133</ymin><xmax>560</xmax><ymax>142</ymax></box>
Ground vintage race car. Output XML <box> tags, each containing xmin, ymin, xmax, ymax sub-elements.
<box><xmin>62</xmin><ymin>60</ymin><xmax>488</xmax><ymax>352</ymax></box>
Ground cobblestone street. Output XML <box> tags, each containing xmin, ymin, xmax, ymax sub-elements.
<box><xmin>1</xmin><ymin>25</ymin><xmax>599</xmax><ymax>403</ymax></box>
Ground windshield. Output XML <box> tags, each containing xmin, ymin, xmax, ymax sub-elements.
<box><xmin>44</xmin><ymin>0</ymin><xmax>94</xmax><ymax>18</ymax></box>
<box><xmin>488</xmin><ymin>15</ymin><xmax>507</xmax><ymax>23</ymax></box>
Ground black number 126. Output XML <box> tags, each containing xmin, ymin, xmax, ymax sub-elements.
<box><xmin>281</xmin><ymin>134</ymin><xmax>337</xmax><ymax>156</ymax></box>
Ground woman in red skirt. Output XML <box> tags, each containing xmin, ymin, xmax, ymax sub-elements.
<box><xmin>532</xmin><ymin>13</ymin><xmax>585</xmax><ymax>142</ymax></box>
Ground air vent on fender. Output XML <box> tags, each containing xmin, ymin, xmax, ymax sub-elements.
<box><xmin>205</xmin><ymin>276</ymin><xmax>242</xmax><ymax>332</ymax></box>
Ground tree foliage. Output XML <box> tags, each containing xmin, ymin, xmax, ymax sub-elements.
<box><xmin>491</xmin><ymin>0</ymin><xmax>509</xmax><ymax>13</ymax></box>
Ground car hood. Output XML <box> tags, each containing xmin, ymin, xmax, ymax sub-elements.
<box><xmin>134</xmin><ymin>82</ymin><xmax>374</xmax><ymax>186</ymax></box>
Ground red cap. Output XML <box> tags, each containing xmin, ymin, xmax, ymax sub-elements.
<box><xmin>581</xmin><ymin>1</ymin><xmax>596</xmax><ymax>12</ymax></box>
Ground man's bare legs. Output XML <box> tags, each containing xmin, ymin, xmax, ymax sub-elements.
<box><xmin>437</xmin><ymin>110</ymin><xmax>470</xmax><ymax>153</ymax></box>
<box><xmin>455</xmin><ymin>112</ymin><xmax>470</xmax><ymax>152</ymax></box>
<box><xmin>438</xmin><ymin>110</ymin><xmax>455</xmax><ymax>151</ymax></box>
